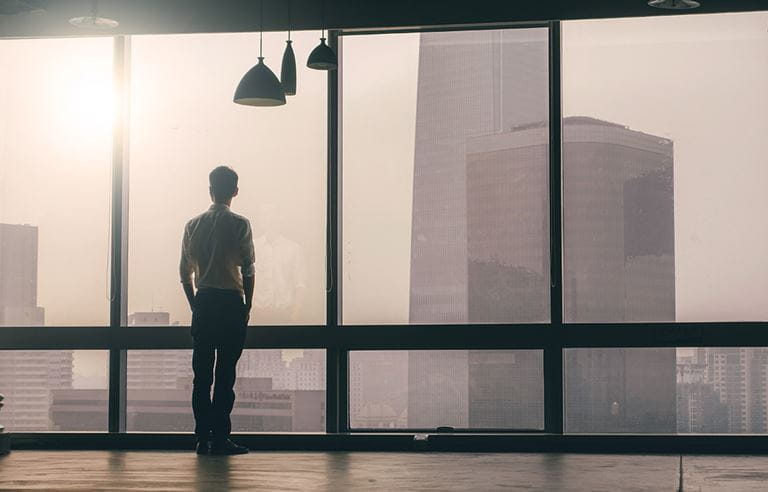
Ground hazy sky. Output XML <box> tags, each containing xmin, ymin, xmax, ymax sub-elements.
<box><xmin>2</xmin><ymin>12</ymin><xmax>768</xmax><ymax>383</ymax></box>
<box><xmin>342</xmin><ymin>33</ymin><xmax>420</xmax><ymax>324</ymax></box>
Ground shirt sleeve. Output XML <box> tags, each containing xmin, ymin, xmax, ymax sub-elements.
<box><xmin>179</xmin><ymin>223</ymin><xmax>195</xmax><ymax>284</ymax></box>
<box><xmin>240</xmin><ymin>219</ymin><xmax>256</xmax><ymax>278</ymax></box>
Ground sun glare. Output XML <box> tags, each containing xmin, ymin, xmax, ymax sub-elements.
<box><xmin>61</xmin><ymin>69</ymin><xmax>115</xmax><ymax>141</ymax></box>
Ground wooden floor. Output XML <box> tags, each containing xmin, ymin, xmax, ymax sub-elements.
<box><xmin>2</xmin><ymin>451</ymin><xmax>768</xmax><ymax>491</ymax></box>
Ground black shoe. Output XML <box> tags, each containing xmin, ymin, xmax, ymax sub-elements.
<box><xmin>210</xmin><ymin>439</ymin><xmax>249</xmax><ymax>455</ymax></box>
<box><xmin>196</xmin><ymin>439</ymin><xmax>211</xmax><ymax>455</ymax></box>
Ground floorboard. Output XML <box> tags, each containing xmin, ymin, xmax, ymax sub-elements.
<box><xmin>1</xmin><ymin>450</ymin><xmax>766</xmax><ymax>491</ymax></box>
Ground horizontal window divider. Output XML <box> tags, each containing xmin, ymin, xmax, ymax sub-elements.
<box><xmin>10</xmin><ymin>432</ymin><xmax>768</xmax><ymax>454</ymax></box>
<box><xmin>338</xmin><ymin>324</ymin><xmax>548</xmax><ymax>349</ymax></box>
<box><xmin>561</xmin><ymin>322</ymin><xmax>768</xmax><ymax>348</ymax></box>
<box><xmin>0</xmin><ymin>326</ymin><xmax>327</xmax><ymax>350</ymax></box>
<box><xmin>2</xmin><ymin>322</ymin><xmax>768</xmax><ymax>350</ymax></box>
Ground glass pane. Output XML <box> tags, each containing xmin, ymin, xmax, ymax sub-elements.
<box><xmin>342</xmin><ymin>29</ymin><xmax>550</xmax><ymax>325</ymax></box>
<box><xmin>562</xmin><ymin>12</ymin><xmax>768</xmax><ymax>322</ymax></box>
<box><xmin>127</xmin><ymin>349</ymin><xmax>326</xmax><ymax>432</ymax></box>
<box><xmin>0</xmin><ymin>38</ymin><xmax>113</xmax><ymax>326</ymax></box>
<box><xmin>0</xmin><ymin>350</ymin><xmax>108</xmax><ymax>431</ymax></box>
<box><xmin>566</xmin><ymin>348</ymin><xmax>768</xmax><ymax>434</ymax></box>
<box><xmin>350</xmin><ymin>350</ymin><xmax>543</xmax><ymax>430</ymax></box>
<box><xmin>127</xmin><ymin>32</ymin><xmax>326</xmax><ymax>326</ymax></box>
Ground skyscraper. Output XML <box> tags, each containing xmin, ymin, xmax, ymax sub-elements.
<box><xmin>703</xmin><ymin>347</ymin><xmax>768</xmax><ymax>433</ymax></box>
<box><xmin>563</xmin><ymin>118</ymin><xmax>675</xmax><ymax>323</ymax></box>
<box><xmin>0</xmin><ymin>223</ymin><xmax>44</xmax><ymax>326</ymax></box>
<box><xmin>407</xmin><ymin>28</ymin><xmax>549</xmax><ymax>429</ymax></box>
<box><xmin>0</xmin><ymin>223</ymin><xmax>73</xmax><ymax>431</ymax></box>
<box><xmin>562</xmin><ymin>118</ymin><xmax>676</xmax><ymax>432</ymax></box>
<box><xmin>407</xmin><ymin>28</ymin><xmax>676</xmax><ymax>431</ymax></box>
<box><xmin>409</xmin><ymin>28</ymin><xmax>549</xmax><ymax>324</ymax></box>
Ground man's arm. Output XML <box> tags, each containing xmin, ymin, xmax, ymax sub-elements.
<box><xmin>240</xmin><ymin>218</ymin><xmax>256</xmax><ymax>318</ymax></box>
<box><xmin>182</xmin><ymin>282</ymin><xmax>196</xmax><ymax>312</ymax></box>
<box><xmin>243</xmin><ymin>275</ymin><xmax>254</xmax><ymax>313</ymax></box>
<box><xmin>180</xmin><ymin>223</ymin><xmax>196</xmax><ymax>311</ymax></box>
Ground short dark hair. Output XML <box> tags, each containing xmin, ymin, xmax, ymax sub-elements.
<box><xmin>209</xmin><ymin>166</ymin><xmax>238</xmax><ymax>200</ymax></box>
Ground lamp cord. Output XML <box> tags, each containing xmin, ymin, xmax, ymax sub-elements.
<box><xmin>288</xmin><ymin>0</ymin><xmax>291</xmax><ymax>41</ymax></box>
<box><xmin>259</xmin><ymin>0</ymin><xmax>263</xmax><ymax>57</ymax></box>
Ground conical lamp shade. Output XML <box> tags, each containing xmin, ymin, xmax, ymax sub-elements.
<box><xmin>307</xmin><ymin>37</ymin><xmax>337</xmax><ymax>70</ymax></box>
<box><xmin>281</xmin><ymin>40</ymin><xmax>297</xmax><ymax>96</ymax></box>
<box><xmin>234</xmin><ymin>57</ymin><xmax>286</xmax><ymax>106</ymax></box>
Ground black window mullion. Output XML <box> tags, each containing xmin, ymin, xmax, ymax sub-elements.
<box><xmin>108</xmin><ymin>35</ymin><xmax>130</xmax><ymax>434</ymax></box>
<box><xmin>326</xmin><ymin>30</ymin><xmax>344</xmax><ymax>434</ymax></box>
<box><xmin>544</xmin><ymin>20</ymin><xmax>564</xmax><ymax>435</ymax></box>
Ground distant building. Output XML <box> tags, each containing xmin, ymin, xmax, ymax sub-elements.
<box><xmin>407</xmin><ymin>28</ymin><xmax>549</xmax><ymax>430</ymax></box>
<box><xmin>126</xmin><ymin>312</ymin><xmax>192</xmax><ymax>392</ymax></box>
<box><xmin>409</xmin><ymin>29</ymin><xmax>549</xmax><ymax>324</ymax></box>
<box><xmin>676</xmin><ymin>354</ymin><xmax>728</xmax><ymax>433</ymax></box>
<box><xmin>566</xmin><ymin>348</ymin><xmax>676</xmax><ymax>433</ymax></box>
<box><xmin>0</xmin><ymin>223</ymin><xmax>73</xmax><ymax>431</ymax></box>
<box><xmin>122</xmin><ymin>320</ymin><xmax>327</xmax><ymax>432</ymax></box>
<box><xmin>349</xmin><ymin>352</ymin><xmax>408</xmax><ymax>429</ymax></box>
<box><xmin>0</xmin><ymin>223</ymin><xmax>44</xmax><ymax>326</ymax></box>
<box><xmin>408</xmin><ymin>350</ymin><xmax>469</xmax><ymax>429</ymax></box>
<box><xmin>468</xmin><ymin>350</ymin><xmax>543</xmax><ymax>430</ymax></box>
<box><xmin>52</xmin><ymin>377</ymin><xmax>325</xmax><ymax>433</ymax></box>
<box><xmin>704</xmin><ymin>348</ymin><xmax>768</xmax><ymax>433</ymax></box>
<box><xmin>562</xmin><ymin>118</ymin><xmax>676</xmax><ymax>432</ymax></box>
<box><xmin>562</xmin><ymin>117</ymin><xmax>675</xmax><ymax>323</ymax></box>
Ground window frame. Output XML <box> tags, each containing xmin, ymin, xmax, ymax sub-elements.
<box><xmin>2</xmin><ymin>20</ymin><xmax>768</xmax><ymax>443</ymax></box>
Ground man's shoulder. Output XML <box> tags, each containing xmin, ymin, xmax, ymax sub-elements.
<box><xmin>185</xmin><ymin>207</ymin><xmax>251</xmax><ymax>229</ymax></box>
<box><xmin>228</xmin><ymin>210</ymin><xmax>252</xmax><ymax>227</ymax></box>
<box><xmin>185</xmin><ymin>211</ymin><xmax>209</xmax><ymax>228</ymax></box>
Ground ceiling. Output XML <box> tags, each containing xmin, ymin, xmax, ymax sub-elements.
<box><xmin>0</xmin><ymin>0</ymin><xmax>766</xmax><ymax>38</ymax></box>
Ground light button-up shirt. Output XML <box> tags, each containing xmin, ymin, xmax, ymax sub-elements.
<box><xmin>180</xmin><ymin>203</ymin><xmax>256</xmax><ymax>295</ymax></box>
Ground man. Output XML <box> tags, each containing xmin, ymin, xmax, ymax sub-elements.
<box><xmin>180</xmin><ymin>166</ymin><xmax>254</xmax><ymax>455</ymax></box>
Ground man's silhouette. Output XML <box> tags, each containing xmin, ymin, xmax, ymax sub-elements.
<box><xmin>180</xmin><ymin>166</ymin><xmax>254</xmax><ymax>455</ymax></box>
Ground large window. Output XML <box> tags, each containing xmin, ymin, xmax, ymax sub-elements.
<box><xmin>350</xmin><ymin>350</ymin><xmax>544</xmax><ymax>430</ymax></box>
<box><xmin>127</xmin><ymin>32</ymin><xmax>327</xmax><ymax>327</ymax></box>
<box><xmin>342</xmin><ymin>28</ymin><xmax>551</xmax><ymax>325</ymax></box>
<box><xmin>127</xmin><ymin>349</ymin><xmax>325</xmax><ymax>432</ymax></box>
<box><xmin>0</xmin><ymin>38</ymin><xmax>113</xmax><ymax>327</ymax></box>
<box><xmin>562</xmin><ymin>12</ymin><xmax>768</xmax><ymax>322</ymax></box>
<box><xmin>3</xmin><ymin>12</ymin><xmax>768</xmax><ymax>443</ymax></box>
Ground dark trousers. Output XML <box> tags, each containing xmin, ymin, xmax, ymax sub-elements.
<box><xmin>191</xmin><ymin>288</ymin><xmax>247</xmax><ymax>441</ymax></box>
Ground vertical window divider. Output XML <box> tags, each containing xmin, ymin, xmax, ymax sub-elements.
<box><xmin>544</xmin><ymin>20</ymin><xmax>564</xmax><ymax>435</ymax></box>
<box><xmin>108</xmin><ymin>35</ymin><xmax>131</xmax><ymax>434</ymax></box>
<box><xmin>326</xmin><ymin>30</ymin><xmax>347</xmax><ymax>433</ymax></box>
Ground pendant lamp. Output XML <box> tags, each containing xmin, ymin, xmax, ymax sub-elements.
<box><xmin>234</xmin><ymin>0</ymin><xmax>286</xmax><ymax>106</ymax></box>
<box><xmin>69</xmin><ymin>0</ymin><xmax>119</xmax><ymax>29</ymax></box>
<box><xmin>280</xmin><ymin>1</ymin><xmax>297</xmax><ymax>95</ymax></box>
<box><xmin>307</xmin><ymin>0</ymin><xmax>336</xmax><ymax>70</ymax></box>
<box><xmin>307</xmin><ymin>30</ymin><xmax>337</xmax><ymax>70</ymax></box>
<box><xmin>647</xmin><ymin>0</ymin><xmax>700</xmax><ymax>8</ymax></box>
